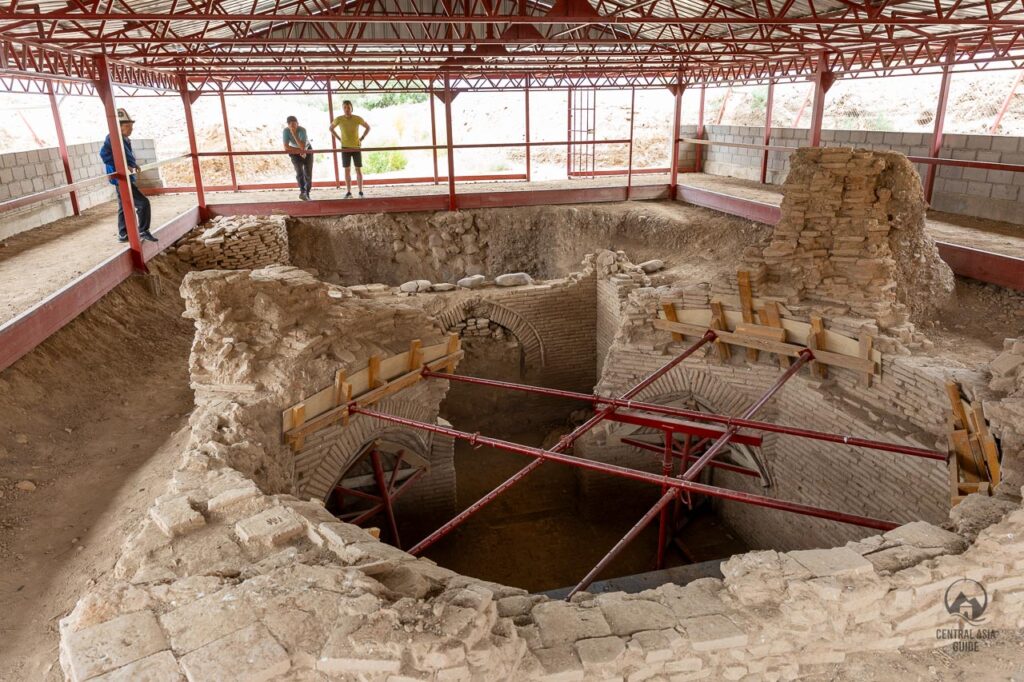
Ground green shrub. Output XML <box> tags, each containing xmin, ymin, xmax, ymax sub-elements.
<box><xmin>364</xmin><ymin>149</ymin><xmax>408</xmax><ymax>174</ymax></box>
<box><xmin>359</xmin><ymin>92</ymin><xmax>429</xmax><ymax>110</ymax></box>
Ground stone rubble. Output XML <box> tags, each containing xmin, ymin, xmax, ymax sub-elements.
<box><xmin>174</xmin><ymin>215</ymin><xmax>289</xmax><ymax>270</ymax></box>
<box><xmin>56</xmin><ymin>258</ymin><xmax>1024</xmax><ymax>682</ymax></box>
<box><xmin>495</xmin><ymin>272</ymin><xmax>534</xmax><ymax>287</ymax></box>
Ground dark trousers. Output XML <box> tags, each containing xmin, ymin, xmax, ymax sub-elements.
<box><xmin>290</xmin><ymin>153</ymin><xmax>314</xmax><ymax>194</ymax></box>
<box><xmin>116</xmin><ymin>182</ymin><xmax>152</xmax><ymax>240</ymax></box>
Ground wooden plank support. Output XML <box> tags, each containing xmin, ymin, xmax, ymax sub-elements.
<box><xmin>858</xmin><ymin>335</ymin><xmax>874</xmax><ymax>387</ymax></box>
<box><xmin>759</xmin><ymin>302</ymin><xmax>789</xmax><ymax>368</ymax></box>
<box><xmin>284</xmin><ymin>350</ymin><xmax>464</xmax><ymax>446</ymax></box>
<box><xmin>409</xmin><ymin>339</ymin><xmax>423</xmax><ymax>371</ymax></box>
<box><xmin>653</xmin><ymin>319</ymin><xmax>876</xmax><ymax>375</ymax></box>
<box><xmin>291</xmin><ymin>404</ymin><xmax>307</xmax><ymax>450</ymax></box>
<box><xmin>807</xmin><ymin>315</ymin><xmax>828</xmax><ymax>379</ymax></box>
<box><xmin>971</xmin><ymin>402</ymin><xmax>1001</xmax><ymax>486</ymax></box>
<box><xmin>737</xmin><ymin>271</ymin><xmax>758</xmax><ymax>361</ymax></box>
<box><xmin>709</xmin><ymin>301</ymin><xmax>731</xmax><ymax>361</ymax></box>
<box><xmin>945</xmin><ymin>382</ymin><xmax>969</xmax><ymax>429</ymax></box>
<box><xmin>444</xmin><ymin>333</ymin><xmax>461</xmax><ymax>372</ymax></box>
<box><xmin>661</xmin><ymin>302</ymin><xmax>683</xmax><ymax>342</ymax></box>
<box><xmin>333</xmin><ymin>370</ymin><xmax>347</xmax><ymax>405</ymax></box>
<box><xmin>368</xmin><ymin>355</ymin><xmax>382</xmax><ymax>388</ymax></box>
<box><xmin>735</xmin><ymin>323</ymin><xmax>786</xmax><ymax>343</ymax></box>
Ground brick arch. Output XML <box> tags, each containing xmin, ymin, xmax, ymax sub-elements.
<box><xmin>298</xmin><ymin>397</ymin><xmax>436</xmax><ymax>502</ymax></box>
<box><xmin>605</xmin><ymin>367</ymin><xmax>771</xmax><ymax>485</ymax></box>
<box><xmin>436</xmin><ymin>297</ymin><xmax>546</xmax><ymax>368</ymax></box>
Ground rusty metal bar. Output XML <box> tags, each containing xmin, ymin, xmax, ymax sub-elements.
<box><xmin>47</xmin><ymin>82</ymin><xmax>79</xmax><ymax>215</ymax></box>
<box><xmin>681</xmin><ymin>349</ymin><xmax>814</xmax><ymax>481</ymax></box>
<box><xmin>925</xmin><ymin>40</ymin><xmax>956</xmax><ymax>203</ymax></box>
<box><xmin>327</xmin><ymin>81</ymin><xmax>341</xmax><ymax>187</ymax></box>
<box><xmin>656</xmin><ymin>431</ymin><xmax>672</xmax><ymax>570</ymax></box>
<box><xmin>219</xmin><ymin>91</ymin><xmax>238</xmax><ymax>191</ymax></box>
<box><xmin>370</xmin><ymin>449</ymin><xmax>402</xmax><ymax>549</ymax></box>
<box><xmin>760</xmin><ymin>79</ymin><xmax>774</xmax><ymax>184</ymax></box>
<box><xmin>669</xmin><ymin>77</ymin><xmax>683</xmax><ymax>197</ymax></box>
<box><xmin>443</xmin><ymin>74</ymin><xmax>457</xmax><ymax>210</ymax></box>
<box><xmin>406</xmin><ymin>331</ymin><xmax>718</xmax><ymax>555</ymax></box>
<box><xmin>353</xmin><ymin>407</ymin><xmax>901</xmax><ymax>529</ymax></box>
<box><xmin>420</xmin><ymin>369</ymin><xmax>944</xmax><ymax>461</ymax></box>
<box><xmin>620</xmin><ymin>437</ymin><xmax>761</xmax><ymax>477</ymax></box>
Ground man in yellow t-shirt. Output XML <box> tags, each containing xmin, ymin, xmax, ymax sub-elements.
<box><xmin>329</xmin><ymin>100</ymin><xmax>371</xmax><ymax>198</ymax></box>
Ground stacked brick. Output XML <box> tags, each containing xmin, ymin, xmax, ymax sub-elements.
<box><xmin>175</xmin><ymin>215</ymin><xmax>289</xmax><ymax>270</ymax></box>
<box><xmin>750</xmin><ymin>147</ymin><xmax>953</xmax><ymax>327</ymax></box>
<box><xmin>452</xmin><ymin>316</ymin><xmax>509</xmax><ymax>340</ymax></box>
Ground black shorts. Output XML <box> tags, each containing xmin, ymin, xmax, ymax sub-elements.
<box><xmin>342</xmin><ymin>151</ymin><xmax>362</xmax><ymax>168</ymax></box>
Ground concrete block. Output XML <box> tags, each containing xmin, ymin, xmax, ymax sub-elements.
<box><xmin>966</xmin><ymin>136</ymin><xmax>993</xmax><ymax>150</ymax></box>
<box><xmin>180</xmin><ymin>623</ymin><xmax>290</xmax><ymax>682</ymax></box>
<box><xmin>991</xmin><ymin>136</ymin><xmax>1020</xmax><ymax>153</ymax></box>
<box><xmin>159</xmin><ymin>588</ymin><xmax>260</xmax><ymax>654</ymax></box>
<box><xmin>234</xmin><ymin>507</ymin><xmax>305</xmax><ymax>547</ymax></box>
<box><xmin>61</xmin><ymin>611</ymin><xmax>169</xmax><ymax>681</ymax></box>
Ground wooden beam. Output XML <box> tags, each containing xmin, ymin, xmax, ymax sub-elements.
<box><xmin>368</xmin><ymin>355</ymin><xmax>382</xmax><ymax>389</ymax></box>
<box><xmin>858</xmin><ymin>335</ymin><xmax>874</xmax><ymax>387</ymax></box>
<box><xmin>661</xmin><ymin>302</ymin><xmax>682</xmax><ymax>342</ymax></box>
<box><xmin>807</xmin><ymin>315</ymin><xmax>828</xmax><ymax>379</ymax></box>
<box><xmin>409</xmin><ymin>339</ymin><xmax>423</xmax><ymax>371</ymax></box>
<box><xmin>737</xmin><ymin>271</ymin><xmax>757</xmax><ymax>362</ymax></box>
<box><xmin>759</xmin><ymin>302</ymin><xmax>789</xmax><ymax>368</ymax></box>
<box><xmin>654</xmin><ymin>319</ymin><xmax>876</xmax><ymax>375</ymax></box>
<box><xmin>709</xmin><ymin>301</ymin><xmax>731</xmax><ymax>361</ymax></box>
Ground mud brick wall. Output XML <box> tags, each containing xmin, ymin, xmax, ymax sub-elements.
<box><xmin>0</xmin><ymin>139</ymin><xmax>159</xmax><ymax>240</ymax></box>
<box><xmin>175</xmin><ymin>215</ymin><xmax>289</xmax><ymax>270</ymax></box>
<box><xmin>686</xmin><ymin>123</ymin><xmax>1024</xmax><ymax>223</ymax></box>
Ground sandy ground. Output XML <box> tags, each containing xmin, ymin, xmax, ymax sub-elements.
<box><xmin>0</xmin><ymin>193</ymin><xmax>196</xmax><ymax>323</ymax></box>
<box><xmin>3</xmin><ymin>172</ymin><xmax>1023</xmax><ymax>330</ymax></box>
<box><xmin>0</xmin><ymin>258</ymin><xmax>194</xmax><ymax>680</ymax></box>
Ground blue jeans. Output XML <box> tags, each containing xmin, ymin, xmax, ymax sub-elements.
<box><xmin>115</xmin><ymin>182</ymin><xmax>151</xmax><ymax>239</ymax></box>
<box><xmin>290</xmin><ymin>153</ymin><xmax>314</xmax><ymax>194</ymax></box>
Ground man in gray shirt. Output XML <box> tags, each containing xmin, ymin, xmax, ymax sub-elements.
<box><xmin>283</xmin><ymin>115</ymin><xmax>313</xmax><ymax>201</ymax></box>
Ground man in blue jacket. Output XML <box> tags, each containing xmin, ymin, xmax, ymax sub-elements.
<box><xmin>99</xmin><ymin>108</ymin><xmax>156</xmax><ymax>243</ymax></box>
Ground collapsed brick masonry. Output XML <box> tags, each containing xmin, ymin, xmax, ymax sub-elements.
<box><xmin>56</xmin><ymin>151</ymin><xmax>1024</xmax><ymax>680</ymax></box>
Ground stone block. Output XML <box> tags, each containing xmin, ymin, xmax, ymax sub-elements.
<box><xmin>532</xmin><ymin>602</ymin><xmax>612</xmax><ymax>647</ymax></box>
<box><xmin>206</xmin><ymin>484</ymin><xmax>260</xmax><ymax>513</ymax></box>
<box><xmin>574</xmin><ymin>636</ymin><xmax>626</xmax><ymax>667</ymax></box>
<box><xmin>91</xmin><ymin>651</ymin><xmax>184</xmax><ymax>681</ymax></box>
<box><xmin>658</xmin><ymin>584</ymin><xmax>727</xmax><ymax>619</ymax></box>
<box><xmin>160</xmin><ymin>588</ymin><xmax>260</xmax><ymax>654</ymax></box>
<box><xmin>597</xmin><ymin>597</ymin><xmax>676</xmax><ymax>635</ymax></box>
<box><xmin>149</xmin><ymin>497</ymin><xmax>205</xmax><ymax>539</ymax></box>
<box><xmin>495</xmin><ymin>272</ymin><xmax>534</xmax><ymax>287</ymax></box>
<box><xmin>883</xmin><ymin>521</ymin><xmax>967</xmax><ymax>553</ymax></box>
<box><xmin>678</xmin><ymin>614</ymin><xmax>748</xmax><ymax>652</ymax></box>
<box><xmin>179</xmin><ymin>623</ymin><xmax>290</xmax><ymax>681</ymax></box>
<box><xmin>62</xmin><ymin>610</ymin><xmax>169</xmax><ymax>681</ymax></box>
<box><xmin>531</xmin><ymin>645</ymin><xmax>584</xmax><ymax>681</ymax></box>
<box><xmin>788</xmin><ymin>547</ymin><xmax>874</xmax><ymax>578</ymax></box>
<box><xmin>234</xmin><ymin>508</ymin><xmax>305</xmax><ymax>548</ymax></box>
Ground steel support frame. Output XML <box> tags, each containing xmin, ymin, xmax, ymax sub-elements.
<box><xmin>760</xmin><ymin>80</ymin><xmax>775</xmax><ymax>184</ymax></box>
<box><xmin>568</xmin><ymin>348</ymin><xmax>811</xmax><ymax>597</ymax></box>
<box><xmin>219</xmin><ymin>91</ymin><xmax>239</xmax><ymax>191</ymax></box>
<box><xmin>443</xmin><ymin>74</ymin><xmax>457</xmax><ymax>211</ymax></box>
<box><xmin>668</xmin><ymin>76</ymin><xmax>683</xmax><ymax>198</ymax></box>
<box><xmin>47</xmin><ymin>82</ymin><xmax>79</xmax><ymax>216</ymax></box>
<box><xmin>178</xmin><ymin>74</ymin><xmax>207</xmax><ymax>209</ymax></box>
<box><xmin>808</xmin><ymin>53</ymin><xmax>835</xmax><ymax>148</ymax></box>
<box><xmin>925</xmin><ymin>40</ymin><xmax>956</xmax><ymax>204</ymax></box>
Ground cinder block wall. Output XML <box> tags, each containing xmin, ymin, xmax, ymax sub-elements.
<box><xmin>0</xmin><ymin>139</ymin><xmax>161</xmax><ymax>240</ymax></box>
<box><xmin>683</xmin><ymin>124</ymin><xmax>1024</xmax><ymax>223</ymax></box>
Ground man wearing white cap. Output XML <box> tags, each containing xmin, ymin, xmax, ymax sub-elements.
<box><xmin>99</xmin><ymin>108</ymin><xmax>156</xmax><ymax>243</ymax></box>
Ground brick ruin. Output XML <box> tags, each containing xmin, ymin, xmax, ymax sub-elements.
<box><xmin>57</xmin><ymin>150</ymin><xmax>1024</xmax><ymax>680</ymax></box>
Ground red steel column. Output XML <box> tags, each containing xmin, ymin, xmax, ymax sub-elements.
<box><xmin>47</xmin><ymin>82</ymin><xmax>79</xmax><ymax>216</ymax></box>
<box><xmin>429</xmin><ymin>84</ymin><xmax>439</xmax><ymax>185</ymax></box>
<box><xmin>566</xmin><ymin>86</ymin><xmax>573</xmax><ymax>177</ymax></box>
<box><xmin>695</xmin><ymin>86</ymin><xmax>706</xmax><ymax>172</ymax></box>
<box><xmin>443</xmin><ymin>74</ymin><xmax>457</xmax><ymax>210</ymax></box>
<box><xmin>177</xmin><ymin>74</ymin><xmax>206</xmax><ymax>209</ymax></box>
<box><xmin>370</xmin><ymin>449</ymin><xmax>402</xmax><ymax>549</ymax></box>
<box><xmin>760</xmin><ymin>79</ymin><xmax>775</xmax><ymax>184</ymax></box>
<box><xmin>218</xmin><ymin>91</ymin><xmax>239</xmax><ymax>191</ymax></box>
<box><xmin>655</xmin><ymin>430</ymin><xmax>673</xmax><ymax>570</ymax></box>
<box><xmin>990</xmin><ymin>71</ymin><xmax>1023</xmax><ymax>135</ymax></box>
<box><xmin>669</xmin><ymin>77</ymin><xmax>683</xmax><ymax>197</ymax></box>
<box><xmin>808</xmin><ymin>53</ymin><xmax>834</xmax><ymax>148</ymax></box>
<box><xmin>626</xmin><ymin>86</ymin><xmax>636</xmax><ymax>199</ymax></box>
<box><xmin>95</xmin><ymin>55</ymin><xmax>145</xmax><ymax>271</ymax></box>
<box><xmin>327</xmin><ymin>81</ymin><xmax>341</xmax><ymax>187</ymax></box>
<box><xmin>524</xmin><ymin>79</ymin><xmax>532</xmax><ymax>182</ymax></box>
<box><xmin>925</xmin><ymin>40</ymin><xmax>957</xmax><ymax>203</ymax></box>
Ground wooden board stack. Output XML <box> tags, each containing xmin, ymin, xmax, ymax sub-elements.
<box><xmin>656</xmin><ymin>269</ymin><xmax>880</xmax><ymax>382</ymax></box>
<box><xmin>946</xmin><ymin>381</ymin><xmax>1002</xmax><ymax>506</ymax></box>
